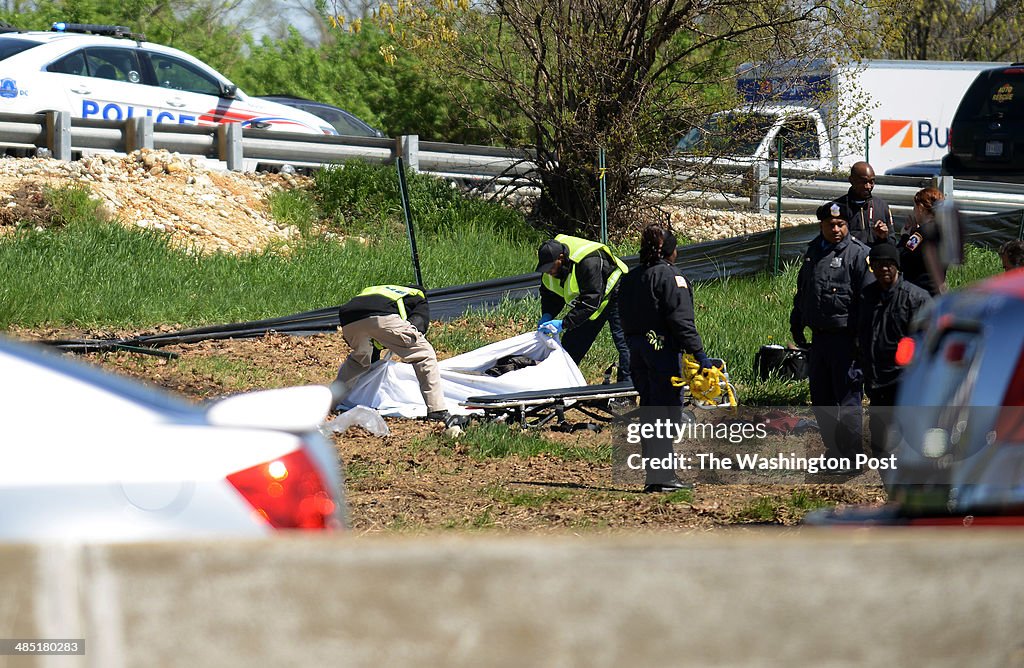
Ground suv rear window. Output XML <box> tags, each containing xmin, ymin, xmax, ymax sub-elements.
<box><xmin>954</xmin><ymin>69</ymin><xmax>1024</xmax><ymax>121</ymax></box>
<box><xmin>0</xmin><ymin>37</ymin><xmax>39</xmax><ymax>61</ymax></box>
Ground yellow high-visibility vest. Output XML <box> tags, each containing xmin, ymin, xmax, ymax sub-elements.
<box><xmin>540</xmin><ymin>235</ymin><xmax>628</xmax><ymax>319</ymax></box>
<box><xmin>357</xmin><ymin>285</ymin><xmax>424</xmax><ymax>321</ymax></box>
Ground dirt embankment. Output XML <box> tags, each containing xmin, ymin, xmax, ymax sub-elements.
<box><xmin>0</xmin><ymin>150</ymin><xmax>310</xmax><ymax>254</ymax></box>
<box><xmin>0</xmin><ymin>151</ymin><xmax>807</xmax><ymax>255</ymax></box>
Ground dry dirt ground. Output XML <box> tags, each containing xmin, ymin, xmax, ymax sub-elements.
<box><xmin>3</xmin><ymin>152</ymin><xmax>881</xmax><ymax>533</ymax></box>
<box><xmin>13</xmin><ymin>326</ymin><xmax>887</xmax><ymax>534</ymax></box>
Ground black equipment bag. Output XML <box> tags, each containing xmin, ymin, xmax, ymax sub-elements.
<box><xmin>753</xmin><ymin>345</ymin><xmax>808</xmax><ymax>381</ymax></box>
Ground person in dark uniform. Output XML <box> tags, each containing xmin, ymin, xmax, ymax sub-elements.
<box><xmin>835</xmin><ymin>161</ymin><xmax>896</xmax><ymax>247</ymax></box>
<box><xmin>535</xmin><ymin>235</ymin><xmax>631</xmax><ymax>381</ymax></box>
<box><xmin>334</xmin><ymin>285</ymin><xmax>461</xmax><ymax>427</ymax></box>
<box><xmin>897</xmin><ymin>186</ymin><xmax>946</xmax><ymax>296</ymax></box>
<box><xmin>857</xmin><ymin>243</ymin><xmax>932</xmax><ymax>457</ymax></box>
<box><xmin>617</xmin><ymin>224</ymin><xmax>714</xmax><ymax>493</ymax></box>
<box><xmin>791</xmin><ymin>202</ymin><xmax>873</xmax><ymax>469</ymax></box>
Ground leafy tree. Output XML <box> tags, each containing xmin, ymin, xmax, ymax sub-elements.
<box><xmin>364</xmin><ymin>0</ymin><xmax>861</xmax><ymax>236</ymax></box>
<box><xmin>228</xmin><ymin>24</ymin><xmax>506</xmax><ymax>142</ymax></box>
<box><xmin>851</xmin><ymin>0</ymin><xmax>1024</xmax><ymax>62</ymax></box>
<box><xmin>0</xmin><ymin>0</ymin><xmax>255</xmax><ymax>70</ymax></box>
<box><xmin>229</xmin><ymin>28</ymin><xmax>382</xmax><ymax>124</ymax></box>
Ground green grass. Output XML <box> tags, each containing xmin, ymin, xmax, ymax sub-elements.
<box><xmin>731</xmin><ymin>489</ymin><xmax>833</xmax><ymax>524</ymax></box>
<box><xmin>659</xmin><ymin>488</ymin><xmax>695</xmax><ymax>505</ymax></box>
<box><xmin>0</xmin><ymin>166</ymin><xmax>1011</xmax><ymax>405</ymax></box>
<box><xmin>0</xmin><ymin>186</ymin><xmax>540</xmax><ymax>329</ymax></box>
<box><xmin>414</xmin><ymin>422</ymin><xmax>612</xmax><ymax>462</ymax></box>
<box><xmin>485</xmin><ymin>484</ymin><xmax>577</xmax><ymax>507</ymax></box>
<box><xmin>174</xmin><ymin>355</ymin><xmax>278</xmax><ymax>392</ymax></box>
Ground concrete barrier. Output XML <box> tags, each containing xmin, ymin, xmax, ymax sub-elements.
<box><xmin>3</xmin><ymin>531</ymin><xmax>1024</xmax><ymax>667</ymax></box>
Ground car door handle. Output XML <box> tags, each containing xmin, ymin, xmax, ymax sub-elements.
<box><xmin>165</xmin><ymin>99</ymin><xmax>187</xmax><ymax>108</ymax></box>
<box><xmin>70</xmin><ymin>86</ymin><xmax>92</xmax><ymax>94</ymax></box>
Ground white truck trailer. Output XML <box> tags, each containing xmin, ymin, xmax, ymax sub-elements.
<box><xmin>676</xmin><ymin>59</ymin><xmax>1006</xmax><ymax>174</ymax></box>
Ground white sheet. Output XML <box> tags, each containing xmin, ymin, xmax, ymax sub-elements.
<box><xmin>339</xmin><ymin>332</ymin><xmax>587</xmax><ymax>417</ymax></box>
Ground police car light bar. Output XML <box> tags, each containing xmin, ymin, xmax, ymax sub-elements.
<box><xmin>51</xmin><ymin>22</ymin><xmax>137</xmax><ymax>39</ymax></box>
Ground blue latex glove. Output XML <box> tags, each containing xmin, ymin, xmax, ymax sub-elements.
<box><xmin>538</xmin><ymin>319</ymin><xmax>563</xmax><ymax>336</ymax></box>
<box><xmin>694</xmin><ymin>352</ymin><xmax>714</xmax><ymax>370</ymax></box>
<box><xmin>538</xmin><ymin>313</ymin><xmax>554</xmax><ymax>327</ymax></box>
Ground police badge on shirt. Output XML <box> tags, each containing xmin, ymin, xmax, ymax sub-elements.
<box><xmin>905</xmin><ymin>232</ymin><xmax>923</xmax><ymax>251</ymax></box>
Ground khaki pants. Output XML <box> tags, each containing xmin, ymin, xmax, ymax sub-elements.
<box><xmin>337</xmin><ymin>314</ymin><xmax>446</xmax><ymax>413</ymax></box>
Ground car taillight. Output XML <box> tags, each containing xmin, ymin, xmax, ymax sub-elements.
<box><xmin>227</xmin><ymin>449</ymin><xmax>338</xmax><ymax>530</ymax></box>
<box><xmin>995</xmin><ymin>350</ymin><xmax>1024</xmax><ymax>442</ymax></box>
<box><xmin>895</xmin><ymin>337</ymin><xmax>916</xmax><ymax>366</ymax></box>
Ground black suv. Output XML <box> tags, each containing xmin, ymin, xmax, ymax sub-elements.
<box><xmin>943</xmin><ymin>64</ymin><xmax>1024</xmax><ymax>181</ymax></box>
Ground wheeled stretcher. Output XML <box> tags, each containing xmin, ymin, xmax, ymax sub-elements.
<box><xmin>462</xmin><ymin>360</ymin><xmax>736</xmax><ymax>430</ymax></box>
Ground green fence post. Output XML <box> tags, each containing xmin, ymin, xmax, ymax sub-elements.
<box><xmin>396</xmin><ymin>156</ymin><xmax>424</xmax><ymax>288</ymax></box>
<box><xmin>599</xmin><ymin>147</ymin><xmax>608</xmax><ymax>245</ymax></box>
<box><xmin>774</xmin><ymin>136</ymin><xmax>783</xmax><ymax>275</ymax></box>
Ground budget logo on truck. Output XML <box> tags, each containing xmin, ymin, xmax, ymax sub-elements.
<box><xmin>880</xmin><ymin>119</ymin><xmax>949</xmax><ymax>149</ymax></box>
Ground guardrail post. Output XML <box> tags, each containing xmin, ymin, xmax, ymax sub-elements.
<box><xmin>217</xmin><ymin>122</ymin><xmax>243</xmax><ymax>172</ymax></box>
<box><xmin>398</xmin><ymin>135</ymin><xmax>419</xmax><ymax>173</ymax></box>
<box><xmin>933</xmin><ymin>175</ymin><xmax>954</xmax><ymax>201</ymax></box>
<box><xmin>751</xmin><ymin>161</ymin><xmax>770</xmax><ymax>214</ymax></box>
<box><xmin>126</xmin><ymin>116</ymin><xmax>154</xmax><ymax>153</ymax></box>
<box><xmin>45</xmin><ymin>110</ymin><xmax>71</xmax><ymax>161</ymax></box>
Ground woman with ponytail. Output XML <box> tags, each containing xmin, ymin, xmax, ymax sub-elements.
<box><xmin>617</xmin><ymin>224</ymin><xmax>714</xmax><ymax>493</ymax></box>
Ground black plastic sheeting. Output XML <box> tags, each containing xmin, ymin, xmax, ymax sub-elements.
<box><xmin>42</xmin><ymin>207</ymin><xmax>1024</xmax><ymax>354</ymax></box>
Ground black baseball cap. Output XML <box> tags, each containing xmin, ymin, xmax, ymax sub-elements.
<box><xmin>868</xmin><ymin>242</ymin><xmax>900</xmax><ymax>269</ymax></box>
<box><xmin>536</xmin><ymin>240</ymin><xmax>567</xmax><ymax>273</ymax></box>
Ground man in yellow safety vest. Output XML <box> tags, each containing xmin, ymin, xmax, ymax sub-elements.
<box><xmin>535</xmin><ymin>235</ymin><xmax>630</xmax><ymax>381</ymax></box>
<box><xmin>335</xmin><ymin>285</ymin><xmax>461</xmax><ymax>427</ymax></box>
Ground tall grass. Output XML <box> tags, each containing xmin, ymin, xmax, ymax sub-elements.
<box><xmin>0</xmin><ymin>171</ymin><xmax>541</xmax><ymax>328</ymax></box>
<box><xmin>0</xmin><ymin>169</ymin><xmax>1010</xmax><ymax>402</ymax></box>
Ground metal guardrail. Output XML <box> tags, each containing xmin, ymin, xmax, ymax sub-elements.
<box><xmin>0</xmin><ymin>110</ymin><xmax>534</xmax><ymax>183</ymax></box>
<box><xmin>4</xmin><ymin>110</ymin><xmax>1024</xmax><ymax>217</ymax></box>
<box><xmin>648</xmin><ymin>160</ymin><xmax>1024</xmax><ymax>217</ymax></box>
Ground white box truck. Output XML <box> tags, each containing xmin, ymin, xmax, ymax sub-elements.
<box><xmin>676</xmin><ymin>59</ymin><xmax>1007</xmax><ymax>174</ymax></box>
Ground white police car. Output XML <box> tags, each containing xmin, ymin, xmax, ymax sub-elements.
<box><xmin>0</xmin><ymin>22</ymin><xmax>337</xmax><ymax>136</ymax></box>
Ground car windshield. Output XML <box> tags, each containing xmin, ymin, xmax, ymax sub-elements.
<box><xmin>677</xmin><ymin>112</ymin><xmax>775</xmax><ymax>157</ymax></box>
<box><xmin>956</xmin><ymin>70</ymin><xmax>1024</xmax><ymax>122</ymax></box>
<box><xmin>0</xmin><ymin>37</ymin><xmax>39</xmax><ymax>61</ymax></box>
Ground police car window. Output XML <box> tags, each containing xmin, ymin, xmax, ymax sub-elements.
<box><xmin>47</xmin><ymin>51</ymin><xmax>87</xmax><ymax>76</ymax></box>
<box><xmin>0</xmin><ymin>37</ymin><xmax>39</xmax><ymax>62</ymax></box>
<box><xmin>147</xmin><ymin>53</ymin><xmax>220</xmax><ymax>96</ymax></box>
<box><xmin>84</xmin><ymin>48</ymin><xmax>142</xmax><ymax>83</ymax></box>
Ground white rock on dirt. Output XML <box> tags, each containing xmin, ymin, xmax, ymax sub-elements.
<box><xmin>0</xmin><ymin>150</ymin><xmax>308</xmax><ymax>254</ymax></box>
<box><xmin>0</xmin><ymin>151</ymin><xmax>814</xmax><ymax>252</ymax></box>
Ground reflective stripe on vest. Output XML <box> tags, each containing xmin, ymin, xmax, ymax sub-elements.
<box><xmin>356</xmin><ymin>285</ymin><xmax>424</xmax><ymax>321</ymax></box>
<box><xmin>540</xmin><ymin>234</ymin><xmax>628</xmax><ymax>319</ymax></box>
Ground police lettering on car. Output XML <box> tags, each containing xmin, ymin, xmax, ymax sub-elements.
<box><xmin>0</xmin><ymin>22</ymin><xmax>337</xmax><ymax>138</ymax></box>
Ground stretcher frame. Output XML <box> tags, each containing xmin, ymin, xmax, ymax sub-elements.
<box><xmin>461</xmin><ymin>381</ymin><xmax>639</xmax><ymax>430</ymax></box>
<box><xmin>461</xmin><ymin>371</ymin><xmax>736</xmax><ymax>430</ymax></box>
